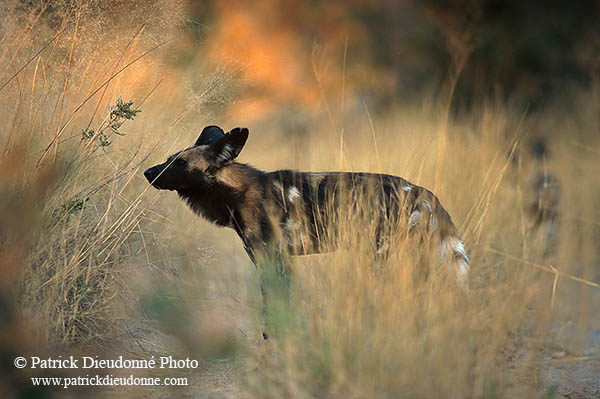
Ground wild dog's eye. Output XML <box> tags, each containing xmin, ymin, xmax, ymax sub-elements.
<box><xmin>174</xmin><ymin>158</ymin><xmax>186</xmax><ymax>166</ymax></box>
<box><xmin>204</xmin><ymin>166</ymin><xmax>218</xmax><ymax>176</ymax></box>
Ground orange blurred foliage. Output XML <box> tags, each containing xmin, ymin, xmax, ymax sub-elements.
<box><xmin>205</xmin><ymin>0</ymin><xmax>373</xmax><ymax>120</ymax></box>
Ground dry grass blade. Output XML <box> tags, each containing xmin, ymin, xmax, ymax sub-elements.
<box><xmin>487</xmin><ymin>247</ymin><xmax>600</xmax><ymax>289</ymax></box>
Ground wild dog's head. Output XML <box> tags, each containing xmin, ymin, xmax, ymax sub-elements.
<box><xmin>144</xmin><ymin>125</ymin><xmax>249</xmax><ymax>192</ymax></box>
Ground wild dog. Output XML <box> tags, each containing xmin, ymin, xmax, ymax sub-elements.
<box><xmin>511</xmin><ymin>139</ymin><xmax>561</xmax><ymax>257</ymax></box>
<box><xmin>144</xmin><ymin>126</ymin><xmax>470</xmax><ymax>336</ymax></box>
<box><xmin>526</xmin><ymin>140</ymin><xmax>561</xmax><ymax>231</ymax></box>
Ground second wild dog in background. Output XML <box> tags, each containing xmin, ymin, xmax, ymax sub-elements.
<box><xmin>528</xmin><ymin>140</ymin><xmax>561</xmax><ymax>252</ymax></box>
<box><xmin>512</xmin><ymin>139</ymin><xmax>562</xmax><ymax>258</ymax></box>
<box><xmin>144</xmin><ymin>125</ymin><xmax>470</xmax><ymax>338</ymax></box>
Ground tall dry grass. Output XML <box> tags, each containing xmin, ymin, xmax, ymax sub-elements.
<box><xmin>0</xmin><ymin>1</ymin><xmax>235</xmax><ymax>396</ymax></box>
<box><xmin>1</xmin><ymin>1</ymin><xmax>599</xmax><ymax>398</ymax></box>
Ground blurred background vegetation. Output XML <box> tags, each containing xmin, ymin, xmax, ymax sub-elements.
<box><xmin>182</xmin><ymin>0</ymin><xmax>600</xmax><ymax>116</ymax></box>
<box><xmin>1</xmin><ymin>0</ymin><xmax>599</xmax><ymax>398</ymax></box>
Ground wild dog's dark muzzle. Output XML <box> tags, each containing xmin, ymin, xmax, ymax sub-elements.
<box><xmin>144</xmin><ymin>165</ymin><xmax>163</xmax><ymax>188</ymax></box>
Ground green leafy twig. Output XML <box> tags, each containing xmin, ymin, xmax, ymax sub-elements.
<box><xmin>81</xmin><ymin>97</ymin><xmax>141</xmax><ymax>148</ymax></box>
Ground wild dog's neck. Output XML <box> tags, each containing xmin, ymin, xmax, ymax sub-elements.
<box><xmin>177</xmin><ymin>162</ymin><xmax>263</xmax><ymax>228</ymax></box>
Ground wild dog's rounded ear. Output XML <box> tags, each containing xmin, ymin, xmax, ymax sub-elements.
<box><xmin>530</xmin><ymin>138</ymin><xmax>548</xmax><ymax>160</ymax></box>
<box><xmin>211</xmin><ymin>127</ymin><xmax>249</xmax><ymax>164</ymax></box>
<box><xmin>195</xmin><ymin>125</ymin><xmax>225</xmax><ymax>146</ymax></box>
<box><xmin>228</xmin><ymin>127</ymin><xmax>249</xmax><ymax>148</ymax></box>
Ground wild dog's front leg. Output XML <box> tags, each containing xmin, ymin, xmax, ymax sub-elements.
<box><xmin>254</xmin><ymin>249</ymin><xmax>292</xmax><ymax>340</ymax></box>
<box><xmin>242</xmin><ymin>236</ymin><xmax>292</xmax><ymax>340</ymax></box>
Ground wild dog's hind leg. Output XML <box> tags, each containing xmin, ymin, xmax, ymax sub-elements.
<box><xmin>373</xmin><ymin>216</ymin><xmax>394</xmax><ymax>275</ymax></box>
<box><xmin>406</xmin><ymin>195</ymin><xmax>471</xmax><ymax>293</ymax></box>
<box><xmin>438</xmin><ymin>236</ymin><xmax>470</xmax><ymax>293</ymax></box>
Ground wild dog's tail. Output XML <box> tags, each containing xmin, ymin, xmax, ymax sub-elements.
<box><xmin>439</xmin><ymin>236</ymin><xmax>470</xmax><ymax>293</ymax></box>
